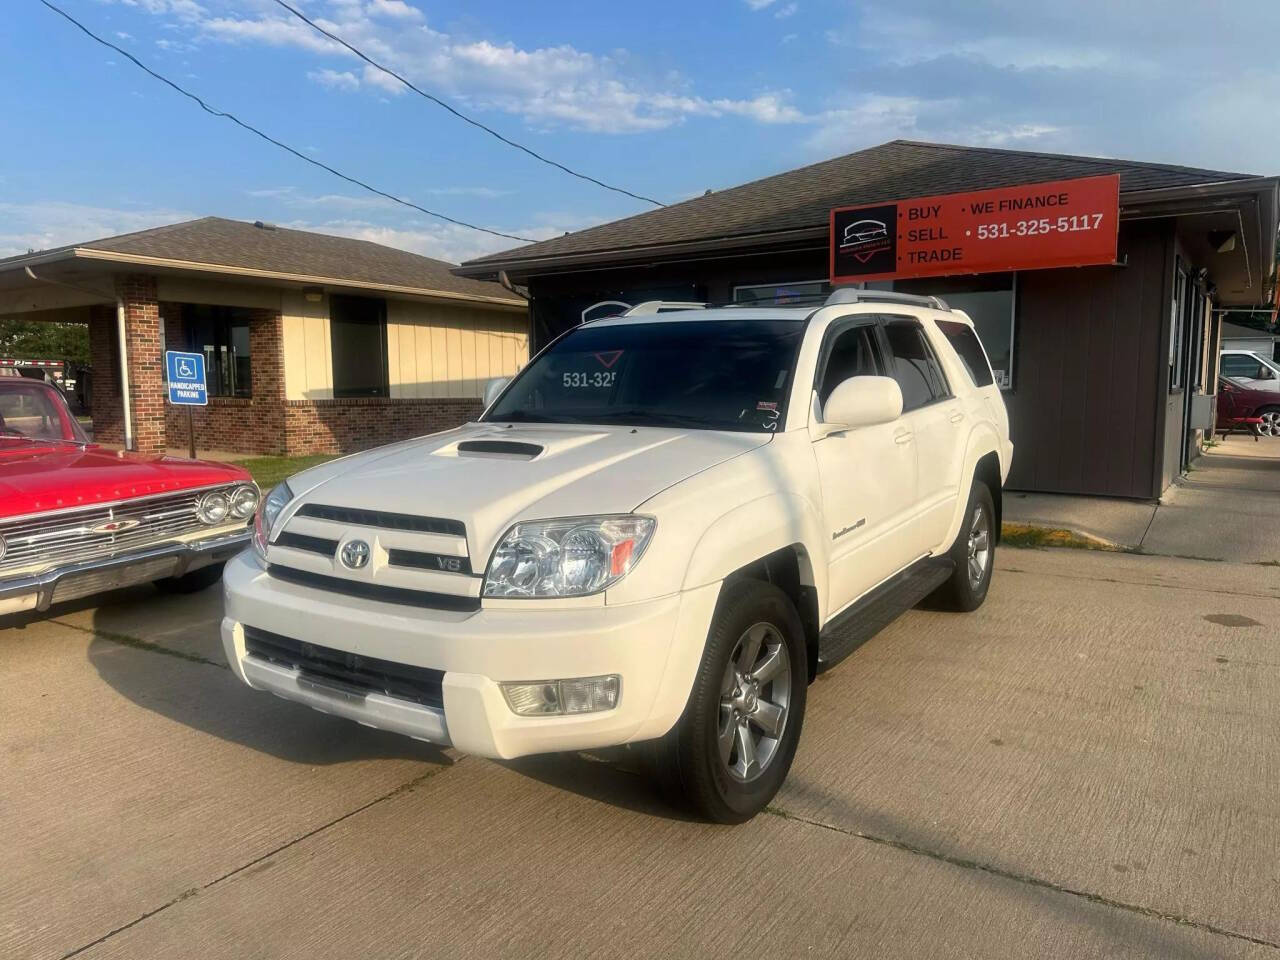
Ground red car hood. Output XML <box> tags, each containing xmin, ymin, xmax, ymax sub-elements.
<box><xmin>0</xmin><ymin>442</ymin><xmax>251</xmax><ymax>519</ymax></box>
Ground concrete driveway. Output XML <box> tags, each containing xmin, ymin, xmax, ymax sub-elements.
<box><xmin>3</xmin><ymin>546</ymin><xmax>1280</xmax><ymax>959</ymax></box>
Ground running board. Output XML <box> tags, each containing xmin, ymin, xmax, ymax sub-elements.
<box><xmin>817</xmin><ymin>557</ymin><xmax>955</xmax><ymax>671</ymax></box>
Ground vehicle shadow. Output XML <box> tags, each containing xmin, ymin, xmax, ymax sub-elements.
<box><xmin>501</xmin><ymin>748</ymin><xmax>703</xmax><ymax>824</ymax></box>
<box><xmin>85</xmin><ymin>585</ymin><xmax>453</xmax><ymax>769</ymax></box>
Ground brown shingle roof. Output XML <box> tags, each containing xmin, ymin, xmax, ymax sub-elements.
<box><xmin>2</xmin><ymin>217</ymin><xmax>522</xmax><ymax>303</ymax></box>
<box><xmin>457</xmin><ymin>139</ymin><xmax>1259</xmax><ymax>275</ymax></box>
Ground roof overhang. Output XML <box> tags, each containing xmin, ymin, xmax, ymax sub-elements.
<box><xmin>0</xmin><ymin>247</ymin><xmax>528</xmax><ymax>312</ymax></box>
<box><xmin>456</xmin><ymin>177</ymin><xmax>1279</xmax><ymax>307</ymax></box>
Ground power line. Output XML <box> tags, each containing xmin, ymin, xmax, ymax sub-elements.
<box><xmin>268</xmin><ymin>0</ymin><xmax>665</xmax><ymax>208</ymax></box>
<box><xmin>39</xmin><ymin>0</ymin><xmax>537</xmax><ymax>244</ymax></box>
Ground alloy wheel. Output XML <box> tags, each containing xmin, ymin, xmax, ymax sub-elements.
<box><xmin>1260</xmin><ymin>411</ymin><xmax>1280</xmax><ymax>438</ymax></box>
<box><xmin>967</xmin><ymin>504</ymin><xmax>991</xmax><ymax>589</ymax></box>
<box><xmin>718</xmin><ymin>622</ymin><xmax>791</xmax><ymax>782</ymax></box>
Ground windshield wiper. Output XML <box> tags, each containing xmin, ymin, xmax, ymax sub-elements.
<box><xmin>0</xmin><ymin>435</ymin><xmax>88</xmax><ymax>449</ymax></box>
<box><xmin>597</xmin><ymin>409</ymin><xmax>716</xmax><ymax>428</ymax></box>
<box><xmin>488</xmin><ymin>411</ymin><xmax>586</xmax><ymax>424</ymax></box>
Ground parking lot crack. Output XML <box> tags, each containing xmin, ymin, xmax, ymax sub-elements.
<box><xmin>58</xmin><ymin>764</ymin><xmax>455</xmax><ymax>959</ymax></box>
<box><xmin>764</xmin><ymin>806</ymin><xmax>1280</xmax><ymax>951</ymax></box>
<box><xmin>48</xmin><ymin>618</ymin><xmax>229</xmax><ymax>670</ymax></box>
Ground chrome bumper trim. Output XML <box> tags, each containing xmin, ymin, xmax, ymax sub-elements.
<box><xmin>241</xmin><ymin>655</ymin><xmax>452</xmax><ymax>744</ymax></box>
<box><xmin>0</xmin><ymin>529</ymin><xmax>251</xmax><ymax>613</ymax></box>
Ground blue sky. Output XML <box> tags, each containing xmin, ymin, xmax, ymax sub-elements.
<box><xmin>2</xmin><ymin>0</ymin><xmax>1278</xmax><ymax>263</ymax></box>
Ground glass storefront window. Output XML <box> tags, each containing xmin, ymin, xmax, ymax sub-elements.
<box><xmin>733</xmin><ymin>280</ymin><xmax>831</xmax><ymax>305</ymax></box>
<box><xmin>891</xmin><ymin>274</ymin><xmax>1016</xmax><ymax>390</ymax></box>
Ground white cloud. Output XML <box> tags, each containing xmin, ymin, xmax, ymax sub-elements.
<box><xmin>0</xmin><ymin>201</ymin><xmax>198</xmax><ymax>258</ymax></box>
<box><xmin>744</xmin><ymin>0</ymin><xmax>777</xmax><ymax>8</ymax></box>
<box><xmin>774</xmin><ymin>3</ymin><xmax>798</xmax><ymax>19</ymax></box>
<box><xmin>308</xmin><ymin>68</ymin><xmax>360</xmax><ymax>91</ymax></box>
<box><xmin>122</xmin><ymin>1</ymin><xmax>808</xmax><ymax>134</ymax></box>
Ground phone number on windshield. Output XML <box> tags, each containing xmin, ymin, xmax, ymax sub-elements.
<box><xmin>976</xmin><ymin>213</ymin><xmax>1106</xmax><ymax>239</ymax></box>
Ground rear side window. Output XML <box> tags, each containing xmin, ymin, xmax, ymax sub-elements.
<box><xmin>936</xmin><ymin>319</ymin><xmax>995</xmax><ymax>388</ymax></box>
<box><xmin>883</xmin><ymin>320</ymin><xmax>949</xmax><ymax>412</ymax></box>
<box><xmin>1221</xmin><ymin>354</ymin><xmax>1266</xmax><ymax>380</ymax></box>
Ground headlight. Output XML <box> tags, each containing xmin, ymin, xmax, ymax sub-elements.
<box><xmin>197</xmin><ymin>491</ymin><xmax>230</xmax><ymax>525</ymax></box>
<box><xmin>253</xmin><ymin>481</ymin><xmax>294</xmax><ymax>560</ymax></box>
<box><xmin>482</xmin><ymin>515</ymin><xmax>655</xmax><ymax>598</ymax></box>
<box><xmin>230</xmin><ymin>484</ymin><xmax>260</xmax><ymax>520</ymax></box>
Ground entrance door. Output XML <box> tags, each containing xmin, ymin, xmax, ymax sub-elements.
<box><xmin>810</xmin><ymin>320</ymin><xmax>919</xmax><ymax>615</ymax></box>
<box><xmin>1177</xmin><ymin>268</ymin><xmax>1205</xmax><ymax>472</ymax></box>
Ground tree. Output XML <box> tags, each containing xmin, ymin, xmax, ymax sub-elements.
<box><xmin>0</xmin><ymin>319</ymin><xmax>90</xmax><ymax>366</ymax></box>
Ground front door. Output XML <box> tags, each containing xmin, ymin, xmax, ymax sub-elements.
<box><xmin>810</xmin><ymin>321</ymin><xmax>920</xmax><ymax>616</ymax></box>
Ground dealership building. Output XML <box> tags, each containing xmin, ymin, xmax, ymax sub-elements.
<box><xmin>458</xmin><ymin>140</ymin><xmax>1279</xmax><ymax>500</ymax></box>
<box><xmin>0</xmin><ymin>218</ymin><xmax>528</xmax><ymax>456</ymax></box>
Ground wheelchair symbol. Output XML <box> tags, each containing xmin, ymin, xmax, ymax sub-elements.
<box><xmin>176</xmin><ymin>358</ymin><xmax>196</xmax><ymax>379</ymax></box>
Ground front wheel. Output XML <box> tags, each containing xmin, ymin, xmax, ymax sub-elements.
<box><xmin>648</xmin><ymin>580</ymin><xmax>807</xmax><ymax>824</ymax></box>
<box><xmin>928</xmin><ymin>481</ymin><xmax>996</xmax><ymax>612</ymax></box>
<box><xmin>1258</xmin><ymin>407</ymin><xmax>1280</xmax><ymax>438</ymax></box>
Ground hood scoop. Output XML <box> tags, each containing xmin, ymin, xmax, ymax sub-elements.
<box><xmin>455</xmin><ymin>439</ymin><xmax>543</xmax><ymax>460</ymax></box>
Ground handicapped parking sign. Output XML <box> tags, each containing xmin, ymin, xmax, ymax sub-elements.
<box><xmin>165</xmin><ymin>350</ymin><xmax>208</xmax><ymax>406</ymax></box>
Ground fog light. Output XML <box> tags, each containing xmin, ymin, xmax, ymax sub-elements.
<box><xmin>501</xmin><ymin>675</ymin><xmax>620</xmax><ymax>716</ymax></box>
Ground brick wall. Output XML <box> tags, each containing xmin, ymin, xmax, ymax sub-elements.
<box><xmin>283</xmin><ymin>397</ymin><xmax>483</xmax><ymax>455</ymax></box>
<box><xmin>118</xmin><ymin>275</ymin><xmax>165</xmax><ymax>454</ymax></box>
<box><xmin>87</xmin><ymin>304</ymin><xmax>123</xmax><ymax>444</ymax></box>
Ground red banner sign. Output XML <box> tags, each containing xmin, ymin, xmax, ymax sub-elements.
<box><xmin>830</xmin><ymin>174</ymin><xmax>1119</xmax><ymax>284</ymax></box>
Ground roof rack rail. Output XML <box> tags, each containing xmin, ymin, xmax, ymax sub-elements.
<box><xmin>619</xmin><ymin>300</ymin><xmax>708</xmax><ymax>316</ymax></box>
<box><xmin>824</xmin><ymin>288</ymin><xmax>950</xmax><ymax>311</ymax></box>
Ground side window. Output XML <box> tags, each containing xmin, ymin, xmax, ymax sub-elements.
<box><xmin>817</xmin><ymin>324</ymin><xmax>882</xmax><ymax>406</ymax></box>
<box><xmin>936</xmin><ymin>319</ymin><xmax>995</xmax><ymax>388</ymax></box>
<box><xmin>1222</xmin><ymin>355</ymin><xmax>1262</xmax><ymax>379</ymax></box>
<box><xmin>883</xmin><ymin>320</ymin><xmax>949</xmax><ymax>412</ymax></box>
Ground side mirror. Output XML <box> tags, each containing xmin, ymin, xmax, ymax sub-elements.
<box><xmin>815</xmin><ymin>376</ymin><xmax>903</xmax><ymax>437</ymax></box>
<box><xmin>482</xmin><ymin>376</ymin><xmax>511</xmax><ymax>408</ymax></box>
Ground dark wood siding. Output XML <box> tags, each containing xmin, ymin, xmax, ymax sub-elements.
<box><xmin>1005</xmin><ymin>220</ymin><xmax>1173</xmax><ymax>498</ymax></box>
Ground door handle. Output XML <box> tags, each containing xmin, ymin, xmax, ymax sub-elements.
<box><xmin>949</xmin><ymin>412</ymin><xmax>965</xmax><ymax>423</ymax></box>
<box><xmin>894</xmin><ymin>431</ymin><xmax>914</xmax><ymax>445</ymax></box>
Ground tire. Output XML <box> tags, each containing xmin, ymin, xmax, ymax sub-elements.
<box><xmin>154</xmin><ymin>562</ymin><xmax>225</xmax><ymax>594</ymax></box>
<box><xmin>928</xmin><ymin>481</ymin><xmax>996</xmax><ymax>612</ymax></box>
<box><xmin>648</xmin><ymin>579</ymin><xmax>807</xmax><ymax>824</ymax></box>
<box><xmin>1258</xmin><ymin>407</ymin><xmax>1280</xmax><ymax>438</ymax></box>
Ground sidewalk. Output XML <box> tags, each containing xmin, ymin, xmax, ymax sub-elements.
<box><xmin>1004</xmin><ymin>434</ymin><xmax>1280</xmax><ymax>563</ymax></box>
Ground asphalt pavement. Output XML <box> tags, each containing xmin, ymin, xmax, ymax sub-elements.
<box><xmin>3</xmin><ymin>545</ymin><xmax>1280</xmax><ymax>959</ymax></box>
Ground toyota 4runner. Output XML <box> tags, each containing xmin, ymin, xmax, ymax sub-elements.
<box><xmin>222</xmin><ymin>289</ymin><xmax>1012</xmax><ymax>822</ymax></box>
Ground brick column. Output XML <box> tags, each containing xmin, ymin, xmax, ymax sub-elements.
<box><xmin>87</xmin><ymin>303</ymin><xmax>123</xmax><ymax>445</ymax></box>
<box><xmin>117</xmin><ymin>274</ymin><xmax>165</xmax><ymax>455</ymax></box>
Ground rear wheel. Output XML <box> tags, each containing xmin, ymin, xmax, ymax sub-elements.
<box><xmin>1258</xmin><ymin>407</ymin><xmax>1280</xmax><ymax>438</ymax></box>
<box><xmin>928</xmin><ymin>481</ymin><xmax>995</xmax><ymax>612</ymax></box>
<box><xmin>154</xmin><ymin>562</ymin><xmax>224</xmax><ymax>594</ymax></box>
<box><xmin>649</xmin><ymin>580</ymin><xmax>807</xmax><ymax>823</ymax></box>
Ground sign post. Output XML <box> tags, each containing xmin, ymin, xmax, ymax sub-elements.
<box><xmin>830</xmin><ymin>174</ymin><xmax>1120</xmax><ymax>285</ymax></box>
<box><xmin>165</xmin><ymin>350</ymin><xmax>207</xmax><ymax>459</ymax></box>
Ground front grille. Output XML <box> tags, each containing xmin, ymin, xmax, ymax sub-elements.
<box><xmin>274</xmin><ymin>531</ymin><xmax>338</xmax><ymax>556</ymax></box>
<box><xmin>244</xmin><ymin>627</ymin><xmax>444</xmax><ymax>708</ymax></box>
<box><xmin>0</xmin><ymin>489</ymin><xmax>241</xmax><ymax>575</ymax></box>
<box><xmin>295</xmin><ymin>504</ymin><xmax>465</xmax><ymax>537</ymax></box>
<box><xmin>266</xmin><ymin>564</ymin><xmax>481</xmax><ymax>612</ymax></box>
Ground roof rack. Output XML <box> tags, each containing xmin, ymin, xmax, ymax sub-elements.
<box><xmin>824</xmin><ymin>288</ymin><xmax>951</xmax><ymax>311</ymax></box>
<box><xmin>619</xmin><ymin>300</ymin><xmax>708</xmax><ymax>316</ymax></box>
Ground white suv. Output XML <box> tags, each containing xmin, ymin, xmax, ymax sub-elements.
<box><xmin>222</xmin><ymin>290</ymin><xmax>1013</xmax><ymax>822</ymax></box>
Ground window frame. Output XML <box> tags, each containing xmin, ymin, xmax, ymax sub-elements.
<box><xmin>878</xmin><ymin>316</ymin><xmax>953</xmax><ymax>412</ymax></box>
<box><xmin>329</xmin><ymin>294</ymin><xmax>390</xmax><ymax>399</ymax></box>
<box><xmin>811</xmin><ymin>317</ymin><xmax>884</xmax><ymax>408</ymax></box>
<box><xmin>935</xmin><ymin>318</ymin><xmax>996</xmax><ymax>389</ymax></box>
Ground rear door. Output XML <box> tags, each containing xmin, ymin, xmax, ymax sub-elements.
<box><xmin>879</xmin><ymin>318</ymin><xmax>966</xmax><ymax>553</ymax></box>
<box><xmin>810</xmin><ymin>319</ymin><xmax>920</xmax><ymax>614</ymax></box>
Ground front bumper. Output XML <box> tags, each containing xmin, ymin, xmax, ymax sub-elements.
<box><xmin>221</xmin><ymin>550</ymin><xmax>720</xmax><ymax>759</ymax></box>
<box><xmin>0</xmin><ymin>529</ymin><xmax>251</xmax><ymax>616</ymax></box>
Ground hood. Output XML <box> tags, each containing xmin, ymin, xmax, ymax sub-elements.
<box><xmin>288</xmin><ymin>421</ymin><xmax>770</xmax><ymax>558</ymax></box>
<box><xmin>0</xmin><ymin>442</ymin><xmax>251</xmax><ymax>519</ymax></box>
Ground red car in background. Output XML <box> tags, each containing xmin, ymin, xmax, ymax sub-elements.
<box><xmin>1217</xmin><ymin>375</ymin><xmax>1280</xmax><ymax>438</ymax></box>
<box><xmin>0</xmin><ymin>377</ymin><xmax>257</xmax><ymax>617</ymax></box>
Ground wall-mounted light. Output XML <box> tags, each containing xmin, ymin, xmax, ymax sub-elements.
<box><xmin>302</xmin><ymin>286</ymin><xmax>324</xmax><ymax>303</ymax></box>
<box><xmin>1207</xmin><ymin>230</ymin><xmax>1237</xmax><ymax>254</ymax></box>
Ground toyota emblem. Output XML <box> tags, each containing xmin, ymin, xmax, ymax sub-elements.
<box><xmin>340</xmin><ymin>539</ymin><xmax>370</xmax><ymax>570</ymax></box>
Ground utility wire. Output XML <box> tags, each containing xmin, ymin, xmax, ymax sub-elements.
<box><xmin>268</xmin><ymin>0</ymin><xmax>664</xmax><ymax>208</ymax></box>
<box><xmin>39</xmin><ymin>0</ymin><xmax>537</xmax><ymax>243</ymax></box>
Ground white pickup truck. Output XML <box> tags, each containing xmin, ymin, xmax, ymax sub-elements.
<box><xmin>222</xmin><ymin>289</ymin><xmax>1012</xmax><ymax>822</ymax></box>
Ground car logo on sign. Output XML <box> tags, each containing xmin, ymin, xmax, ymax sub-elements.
<box><xmin>90</xmin><ymin>519</ymin><xmax>140</xmax><ymax>534</ymax></box>
<box><xmin>340</xmin><ymin>540</ymin><xmax>370</xmax><ymax>570</ymax></box>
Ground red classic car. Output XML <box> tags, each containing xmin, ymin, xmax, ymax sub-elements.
<box><xmin>1217</xmin><ymin>375</ymin><xmax>1280</xmax><ymax>438</ymax></box>
<box><xmin>0</xmin><ymin>377</ymin><xmax>257</xmax><ymax>617</ymax></box>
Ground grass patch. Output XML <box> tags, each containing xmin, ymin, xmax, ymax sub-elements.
<box><xmin>1000</xmin><ymin>522</ymin><xmax>1125</xmax><ymax>552</ymax></box>
<box><xmin>232</xmin><ymin>454</ymin><xmax>338</xmax><ymax>488</ymax></box>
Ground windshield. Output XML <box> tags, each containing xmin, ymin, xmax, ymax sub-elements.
<box><xmin>0</xmin><ymin>380</ymin><xmax>86</xmax><ymax>444</ymax></box>
<box><xmin>485</xmin><ymin>318</ymin><xmax>805</xmax><ymax>432</ymax></box>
